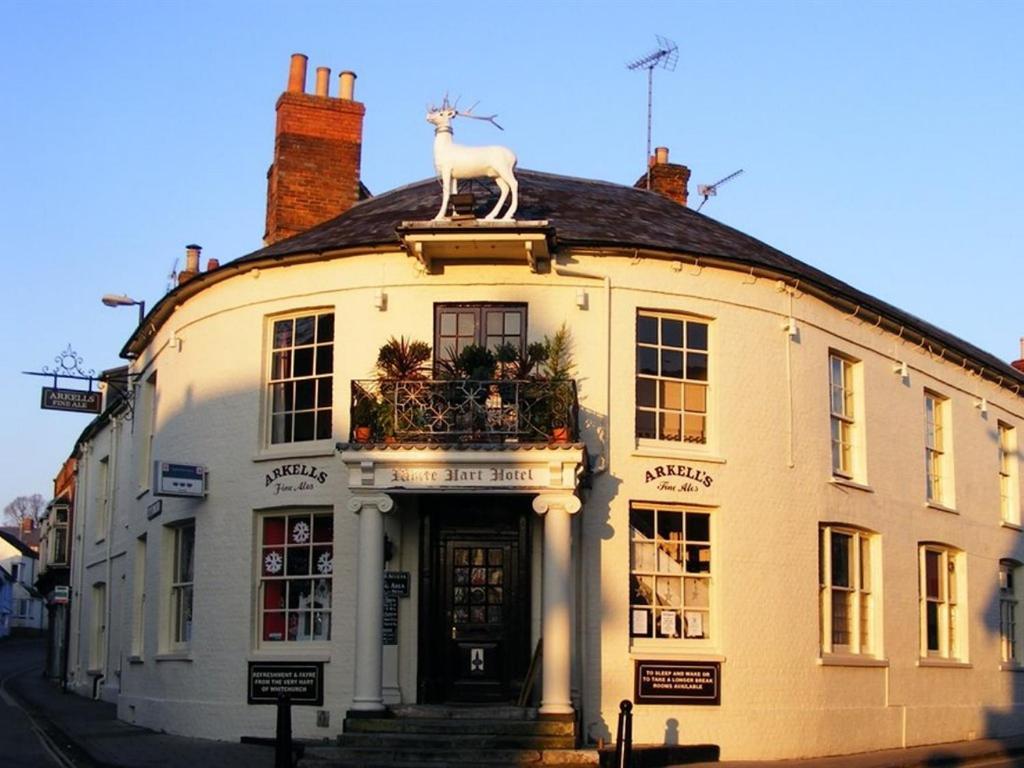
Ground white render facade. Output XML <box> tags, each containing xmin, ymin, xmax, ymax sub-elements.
<box><xmin>61</xmin><ymin>59</ymin><xmax>1024</xmax><ymax>761</ymax></box>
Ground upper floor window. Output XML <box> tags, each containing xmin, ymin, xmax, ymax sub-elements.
<box><xmin>629</xmin><ymin>503</ymin><xmax>711</xmax><ymax>642</ymax></box>
<box><xmin>919</xmin><ymin>543</ymin><xmax>964</xmax><ymax>660</ymax></box>
<box><xmin>50</xmin><ymin>505</ymin><xmax>69</xmax><ymax>565</ymax></box>
<box><xmin>95</xmin><ymin>455</ymin><xmax>110</xmax><ymax>540</ymax></box>
<box><xmin>924</xmin><ymin>392</ymin><xmax>953</xmax><ymax>506</ymax></box>
<box><xmin>268</xmin><ymin>312</ymin><xmax>334</xmax><ymax>444</ymax></box>
<box><xmin>999</xmin><ymin>422</ymin><xmax>1020</xmax><ymax>525</ymax></box>
<box><xmin>258</xmin><ymin>511</ymin><xmax>333</xmax><ymax>643</ymax></box>
<box><xmin>434</xmin><ymin>303</ymin><xmax>527</xmax><ymax>362</ymax></box>
<box><xmin>1000</xmin><ymin>560</ymin><xmax>1021</xmax><ymax>666</ymax></box>
<box><xmin>829</xmin><ymin>353</ymin><xmax>860</xmax><ymax>479</ymax></box>
<box><xmin>819</xmin><ymin>525</ymin><xmax>878</xmax><ymax>657</ymax></box>
<box><xmin>135</xmin><ymin>371</ymin><xmax>157</xmax><ymax>490</ymax></box>
<box><xmin>636</xmin><ymin>311</ymin><xmax>708</xmax><ymax>444</ymax></box>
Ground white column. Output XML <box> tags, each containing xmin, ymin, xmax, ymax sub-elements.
<box><xmin>532</xmin><ymin>493</ymin><xmax>582</xmax><ymax>716</ymax></box>
<box><xmin>347</xmin><ymin>493</ymin><xmax>394</xmax><ymax>712</ymax></box>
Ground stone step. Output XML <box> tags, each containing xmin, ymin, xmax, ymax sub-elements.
<box><xmin>343</xmin><ymin>717</ymin><xmax>575</xmax><ymax>737</ymax></box>
<box><xmin>338</xmin><ymin>731</ymin><xmax>576</xmax><ymax>750</ymax></box>
<box><xmin>390</xmin><ymin>704</ymin><xmax>541</xmax><ymax>720</ymax></box>
<box><xmin>300</xmin><ymin>745</ymin><xmax>598</xmax><ymax>767</ymax></box>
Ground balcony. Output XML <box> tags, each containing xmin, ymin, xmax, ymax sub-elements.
<box><xmin>349</xmin><ymin>378</ymin><xmax>578</xmax><ymax>445</ymax></box>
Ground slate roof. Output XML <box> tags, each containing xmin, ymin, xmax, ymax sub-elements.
<box><xmin>234</xmin><ymin>170</ymin><xmax>1022</xmax><ymax>388</ymax></box>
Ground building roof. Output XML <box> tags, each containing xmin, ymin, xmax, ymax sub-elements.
<box><xmin>0</xmin><ymin>529</ymin><xmax>39</xmax><ymax>558</ymax></box>
<box><xmin>124</xmin><ymin>170</ymin><xmax>1024</xmax><ymax>393</ymax></box>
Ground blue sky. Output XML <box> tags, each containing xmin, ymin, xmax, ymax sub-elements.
<box><xmin>2</xmin><ymin>1</ymin><xmax>1021</xmax><ymax>506</ymax></box>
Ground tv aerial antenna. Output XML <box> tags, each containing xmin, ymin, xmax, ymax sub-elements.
<box><xmin>627</xmin><ymin>35</ymin><xmax>679</xmax><ymax>190</ymax></box>
<box><xmin>696</xmin><ymin>169</ymin><xmax>745</xmax><ymax>212</ymax></box>
<box><xmin>165</xmin><ymin>258</ymin><xmax>179</xmax><ymax>294</ymax></box>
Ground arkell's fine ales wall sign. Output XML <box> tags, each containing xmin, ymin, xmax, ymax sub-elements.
<box><xmin>247</xmin><ymin>662</ymin><xmax>324</xmax><ymax>706</ymax></box>
<box><xmin>634</xmin><ymin>660</ymin><xmax>720</xmax><ymax>705</ymax></box>
<box><xmin>40</xmin><ymin>387</ymin><xmax>102</xmax><ymax>414</ymax></box>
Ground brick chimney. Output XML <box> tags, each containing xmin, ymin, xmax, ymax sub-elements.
<box><xmin>264</xmin><ymin>53</ymin><xmax>365</xmax><ymax>245</ymax></box>
<box><xmin>634</xmin><ymin>146</ymin><xmax>690</xmax><ymax>206</ymax></box>
<box><xmin>1013</xmin><ymin>337</ymin><xmax>1024</xmax><ymax>373</ymax></box>
<box><xmin>178</xmin><ymin>244</ymin><xmax>202</xmax><ymax>285</ymax></box>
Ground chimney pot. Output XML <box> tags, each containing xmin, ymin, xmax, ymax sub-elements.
<box><xmin>655</xmin><ymin>146</ymin><xmax>670</xmax><ymax>165</ymax></box>
<box><xmin>315</xmin><ymin>66</ymin><xmax>330</xmax><ymax>97</ymax></box>
<box><xmin>1013</xmin><ymin>336</ymin><xmax>1024</xmax><ymax>373</ymax></box>
<box><xmin>206</xmin><ymin>258</ymin><xmax>220</xmax><ymax>271</ymax></box>
<box><xmin>287</xmin><ymin>53</ymin><xmax>308</xmax><ymax>94</ymax></box>
<box><xmin>339</xmin><ymin>70</ymin><xmax>356</xmax><ymax>101</ymax></box>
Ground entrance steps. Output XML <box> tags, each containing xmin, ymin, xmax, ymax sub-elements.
<box><xmin>299</xmin><ymin>705</ymin><xmax>598</xmax><ymax>768</ymax></box>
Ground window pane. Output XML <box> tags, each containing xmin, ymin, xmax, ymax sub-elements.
<box><xmin>317</xmin><ymin>313</ymin><xmax>334</xmax><ymax>342</ymax></box>
<box><xmin>686</xmin><ymin>544</ymin><xmax>711</xmax><ymax>573</ymax></box>
<box><xmin>316</xmin><ymin>345</ymin><xmax>333</xmax><ymax>375</ymax></box>
<box><xmin>293</xmin><ymin>412</ymin><xmax>314</xmax><ymax>441</ymax></box>
<box><xmin>457</xmin><ymin>313</ymin><xmax>475</xmax><ymax>336</ymax></box>
<box><xmin>316</xmin><ymin>411</ymin><xmax>332</xmax><ymax>440</ymax></box>
<box><xmin>637</xmin><ymin>315</ymin><xmax>658</xmax><ymax>344</ymax></box>
<box><xmin>637</xmin><ymin>348</ymin><xmax>658</xmax><ymax>376</ymax></box>
<box><xmin>686</xmin><ymin>513</ymin><xmax>710</xmax><ymax>542</ymax></box>
<box><xmin>657</xmin><ymin>509</ymin><xmax>683</xmax><ymax>540</ymax></box>
<box><xmin>683</xmin><ymin>414</ymin><xmax>706</xmax><ymax>444</ymax></box>
<box><xmin>662</xmin><ymin>319</ymin><xmax>684</xmax><ymax>348</ymax></box>
<box><xmin>637</xmin><ymin>378</ymin><xmax>656</xmax><ymax>407</ymax></box>
<box><xmin>317</xmin><ymin>380</ymin><xmax>332</xmax><ymax>407</ymax></box>
<box><xmin>925</xmin><ymin>550</ymin><xmax>940</xmax><ymax>598</ymax></box>
<box><xmin>295</xmin><ymin>316</ymin><xmax>315</xmax><ymax>345</ymax></box>
<box><xmin>660</xmin><ymin>380</ymin><xmax>682</xmax><ymax>410</ymax></box>
<box><xmin>685</xmin><ymin>577</ymin><xmax>709</xmax><ymax>608</ymax></box>
<box><xmin>926</xmin><ymin>601</ymin><xmax>939</xmax><ymax>651</ymax></box>
<box><xmin>831</xmin><ymin>533</ymin><xmax>851</xmax><ymax>588</ymax></box>
<box><xmin>636</xmin><ymin>410</ymin><xmax>656</xmax><ymax>438</ymax></box>
<box><xmin>661</xmin><ymin>350</ymin><xmax>683</xmax><ymax>378</ymax></box>
<box><xmin>659</xmin><ymin>412</ymin><xmax>681</xmax><ymax>440</ymax></box>
<box><xmin>295</xmin><ymin>380</ymin><xmax>315</xmax><ymax>410</ymax></box>
<box><xmin>440</xmin><ymin>313</ymin><xmax>456</xmax><ymax>336</ymax></box>
<box><xmin>487</xmin><ymin>312</ymin><xmax>503</xmax><ymax>335</ymax></box>
<box><xmin>293</xmin><ymin>348</ymin><xmax>314</xmax><ymax>377</ymax></box>
<box><xmin>687</xmin><ymin>322</ymin><xmax>708</xmax><ymax>350</ymax></box>
<box><xmin>684</xmin><ymin>383</ymin><xmax>706</xmax><ymax>412</ymax></box>
<box><xmin>630</xmin><ymin>508</ymin><xmax>655</xmax><ymax>539</ymax></box>
<box><xmin>273</xmin><ymin>320</ymin><xmax>292</xmax><ymax>349</ymax></box>
<box><xmin>504</xmin><ymin>313</ymin><xmax>520</xmax><ymax>335</ymax></box>
<box><xmin>686</xmin><ymin>353</ymin><xmax>708</xmax><ymax>381</ymax></box>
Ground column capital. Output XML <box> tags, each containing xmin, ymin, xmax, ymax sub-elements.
<box><xmin>346</xmin><ymin>492</ymin><xmax>395</xmax><ymax>515</ymax></box>
<box><xmin>532</xmin><ymin>493</ymin><xmax>582</xmax><ymax>517</ymax></box>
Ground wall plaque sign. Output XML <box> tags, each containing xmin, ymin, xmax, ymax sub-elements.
<box><xmin>264</xmin><ymin>463</ymin><xmax>329</xmax><ymax>496</ymax></box>
<box><xmin>40</xmin><ymin>387</ymin><xmax>102</xmax><ymax>414</ymax></box>
<box><xmin>153</xmin><ymin>462</ymin><xmax>206</xmax><ymax>498</ymax></box>
<box><xmin>634</xmin><ymin>660</ymin><xmax>720</xmax><ymax>706</ymax></box>
<box><xmin>643</xmin><ymin>463</ymin><xmax>715</xmax><ymax>495</ymax></box>
<box><xmin>382</xmin><ymin>571</ymin><xmax>410</xmax><ymax>646</ymax></box>
<box><xmin>248</xmin><ymin>662</ymin><xmax>324</xmax><ymax>706</ymax></box>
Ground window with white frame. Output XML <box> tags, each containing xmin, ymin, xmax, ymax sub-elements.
<box><xmin>919</xmin><ymin>544</ymin><xmax>963</xmax><ymax>659</ymax></box>
<box><xmin>50</xmin><ymin>505</ymin><xmax>69</xmax><ymax>565</ymax></box>
<box><xmin>819</xmin><ymin>525</ymin><xmax>877</xmax><ymax>656</ymax></box>
<box><xmin>135</xmin><ymin>371</ymin><xmax>157</xmax><ymax>490</ymax></box>
<box><xmin>170</xmin><ymin>523</ymin><xmax>195</xmax><ymax>648</ymax></box>
<box><xmin>636</xmin><ymin>312</ymin><xmax>709</xmax><ymax>444</ymax></box>
<box><xmin>999</xmin><ymin>422</ymin><xmax>1020</xmax><ymax>525</ymax></box>
<box><xmin>1000</xmin><ymin>560</ymin><xmax>1021</xmax><ymax>665</ymax></box>
<box><xmin>829</xmin><ymin>353</ymin><xmax>859</xmax><ymax>479</ymax></box>
<box><xmin>258</xmin><ymin>511</ymin><xmax>333</xmax><ymax>643</ymax></box>
<box><xmin>924</xmin><ymin>393</ymin><xmax>952</xmax><ymax>506</ymax></box>
<box><xmin>95</xmin><ymin>455</ymin><xmax>110</xmax><ymax>540</ymax></box>
<box><xmin>629</xmin><ymin>504</ymin><xmax>711</xmax><ymax>641</ymax></box>
<box><xmin>131</xmin><ymin>535</ymin><xmax>147</xmax><ymax>657</ymax></box>
<box><xmin>268</xmin><ymin>312</ymin><xmax>334</xmax><ymax>445</ymax></box>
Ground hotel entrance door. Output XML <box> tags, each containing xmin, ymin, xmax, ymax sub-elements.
<box><xmin>419</xmin><ymin>497</ymin><xmax>531</xmax><ymax>703</ymax></box>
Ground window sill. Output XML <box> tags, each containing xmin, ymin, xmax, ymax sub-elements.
<box><xmin>829</xmin><ymin>478</ymin><xmax>874</xmax><ymax>494</ymax></box>
<box><xmin>1000</xmin><ymin>662</ymin><xmax>1024</xmax><ymax>672</ymax></box>
<box><xmin>252</xmin><ymin>443</ymin><xmax>336</xmax><ymax>463</ymax></box>
<box><xmin>1001</xmin><ymin>521</ymin><xmax>1023</xmax><ymax>532</ymax></box>
<box><xmin>632</xmin><ymin>445</ymin><xmax>726</xmax><ymax>464</ymax></box>
<box><xmin>154</xmin><ymin>651</ymin><xmax>193</xmax><ymax>663</ymax></box>
<box><xmin>818</xmin><ymin>654</ymin><xmax>888</xmax><ymax>668</ymax></box>
<box><xmin>249</xmin><ymin>649</ymin><xmax>331</xmax><ymax>663</ymax></box>
<box><xmin>917</xmin><ymin>658</ymin><xmax>971</xmax><ymax>669</ymax></box>
<box><xmin>925</xmin><ymin>502</ymin><xmax>958</xmax><ymax>515</ymax></box>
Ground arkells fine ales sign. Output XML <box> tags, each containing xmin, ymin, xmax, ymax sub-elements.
<box><xmin>41</xmin><ymin>387</ymin><xmax>102</xmax><ymax>414</ymax></box>
<box><xmin>248</xmin><ymin>662</ymin><xmax>324</xmax><ymax>706</ymax></box>
<box><xmin>635</xmin><ymin>660</ymin><xmax>721</xmax><ymax>705</ymax></box>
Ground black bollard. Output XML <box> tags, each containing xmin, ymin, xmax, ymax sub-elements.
<box><xmin>275</xmin><ymin>694</ymin><xmax>293</xmax><ymax>768</ymax></box>
<box><xmin>614</xmin><ymin>699</ymin><xmax>633</xmax><ymax>768</ymax></box>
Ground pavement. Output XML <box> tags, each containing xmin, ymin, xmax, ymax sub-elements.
<box><xmin>4</xmin><ymin>637</ymin><xmax>1024</xmax><ymax>767</ymax></box>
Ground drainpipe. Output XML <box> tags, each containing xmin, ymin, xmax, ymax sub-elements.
<box><xmin>102</xmin><ymin>417</ymin><xmax>120</xmax><ymax>697</ymax></box>
<box><xmin>553</xmin><ymin>265</ymin><xmax>611</xmax><ymax>476</ymax></box>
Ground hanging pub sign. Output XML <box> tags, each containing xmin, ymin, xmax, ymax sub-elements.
<box><xmin>40</xmin><ymin>387</ymin><xmax>102</xmax><ymax>414</ymax></box>
<box><xmin>248</xmin><ymin>662</ymin><xmax>324</xmax><ymax>706</ymax></box>
<box><xmin>153</xmin><ymin>461</ymin><xmax>207</xmax><ymax>498</ymax></box>
<box><xmin>634</xmin><ymin>660</ymin><xmax>721</xmax><ymax>706</ymax></box>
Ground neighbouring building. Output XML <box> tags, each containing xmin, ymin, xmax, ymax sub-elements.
<box><xmin>0</xmin><ymin>528</ymin><xmax>44</xmax><ymax>635</ymax></box>
<box><xmin>37</xmin><ymin>456</ymin><xmax>76</xmax><ymax>679</ymax></box>
<box><xmin>60</xmin><ymin>54</ymin><xmax>1024</xmax><ymax>760</ymax></box>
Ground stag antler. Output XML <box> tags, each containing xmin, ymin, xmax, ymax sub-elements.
<box><xmin>455</xmin><ymin>102</ymin><xmax>504</xmax><ymax>131</ymax></box>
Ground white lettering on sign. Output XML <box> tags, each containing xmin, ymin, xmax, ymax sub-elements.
<box><xmin>377</xmin><ymin>464</ymin><xmax>542</xmax><ymax>489</ymax></box>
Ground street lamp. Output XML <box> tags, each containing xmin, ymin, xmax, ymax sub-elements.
<box><xmin>101</xmin><ymin>294</ymin><xmax>145</xmax><ymax>326</ymax></box>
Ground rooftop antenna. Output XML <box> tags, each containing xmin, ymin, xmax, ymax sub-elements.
<box><xmin>627</xmin><ymin>35</ymin><xmax>679</xmax><ymax>190</ymax></box>
<box><xmin>165</xmin><ymin>258</ymin><xmax>178</xmax><ymax>294</ymax></box>
<box><xmin>696</xmin><ymin>169</ymin><xmax>745</xmax><ymax>212</ymax></box>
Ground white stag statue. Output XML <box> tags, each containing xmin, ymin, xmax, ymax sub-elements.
<box><xmin>426</xmin><ymin>99</ymin><xmax>518</xmax><ymax>221</ymax></box>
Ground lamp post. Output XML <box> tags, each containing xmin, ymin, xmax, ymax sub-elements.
<box><xmin>101</xmin><ymin>294</ymin><xmax>145</xmax><ymax>326</ymax></box>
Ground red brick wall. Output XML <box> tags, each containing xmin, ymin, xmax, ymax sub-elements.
<box><xmin>264</xmin><ymin>91</ymin><xmax>365</xmax><ymax>245</ymax></box>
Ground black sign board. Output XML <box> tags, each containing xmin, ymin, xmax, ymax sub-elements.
<box><xmin>247</xmin><ymin>662</ymin><xmax>323</xmax><ymax>706</ymax></box>
<box><xmin>384</xmin><ymin>571</ymin><xmax>409</xmax><ymax>597</ymax></box>
<box><xmin>40</xmin><ymin>387</ymin><xmax>102</xmax><ymax>414</ymax></box>
<box><xmin>634</xmin><ymin>660</ymin><xmax>720</xmax><ymax>706</ymax></box>
<box><xmin>382</xmin><ymin>572</ymin><xmax>409</xmax><ymax>646</ymax></box>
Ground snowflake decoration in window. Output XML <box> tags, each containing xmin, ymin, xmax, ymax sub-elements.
<box><xmin>291</xmin><ymin>520</ymin><xmax>311</xmax><ymax>544</ymax></box>
<box><xmin>264</xmin><ymin>551</ymin><xmax>283</xmax><ymax>574</ymax></box>
<box><xmin>317</xmin><ymin>551</ymin><xmax>333</xmax><ymax>575</ymax></box>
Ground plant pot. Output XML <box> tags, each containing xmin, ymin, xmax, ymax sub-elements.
<box><xmin>550</xmin><ymin>426</ymin><xmax>570</xmax><ymax>444</ymax></box>
<box><xmin>354</xmin><ymin>426</ymin><xmax>371</xmax><ymax>443</ymax></box>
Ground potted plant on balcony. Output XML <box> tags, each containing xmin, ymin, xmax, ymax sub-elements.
<box><xmin>352</xmin><ymin>388</ymin><xmax>377</xmax><ymax>443</ymax></box>
<box><xmin>541</xmin><ymin>323</ymin><xmax>576</xmax><ymax>443</ymax></box>
<box><xmin>374</xmin><ymin>337</ymin><xmax>431</xmax><ymax>442</ymax></box>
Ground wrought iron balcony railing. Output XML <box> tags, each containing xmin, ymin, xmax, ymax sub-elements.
<box><xmin>349</xmin><ymin>378</ymin><xmax>578</xmax><ymax>444</ymax></box>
